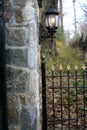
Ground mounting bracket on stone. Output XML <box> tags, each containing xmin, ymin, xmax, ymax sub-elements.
<box><xmin>39</xmin><ymin>24</ymin><xmax>56</xmax><ymax>44</ymax></box>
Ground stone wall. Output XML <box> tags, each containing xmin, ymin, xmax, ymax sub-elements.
<box><xmin>4</xmin><ymin>0</ymin><xmax>41</xmax><ymax>130</ymax></box>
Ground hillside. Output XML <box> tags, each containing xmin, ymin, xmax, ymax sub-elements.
<box><xmin>45</xmin><ymin>41</ymin><xmax>85</xmax><ymax>73</ymax></box>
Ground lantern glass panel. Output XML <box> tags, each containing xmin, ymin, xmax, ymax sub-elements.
<box><xmin>55</xmin><ymin>15</ymin><xmax>59</xmax><ymax>27</ymax></box>
<box><xmin>45</xmin><ymin>16</ymin><xmax>49</xmax><ymax>27</ymax></box>
<box><xmin>48</xmin><ymin>15</ymin><xmax>56</xmax><ymax>27</ymax></box>
<box><xmin>45</xmin><ymin>14</ymin><xmax>59</xmax><ymax>28</ymax></box>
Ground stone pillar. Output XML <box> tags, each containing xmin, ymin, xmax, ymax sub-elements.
<box><xmin>4</xmin><ymin>0</ymin><xmax>41</xmax><ymax>130</ymax></box>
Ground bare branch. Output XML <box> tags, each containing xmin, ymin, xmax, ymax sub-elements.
<box><xmin>78</xmin><ymin>0</ymin><xmax>87</xmax><ymax>15</ymax></box>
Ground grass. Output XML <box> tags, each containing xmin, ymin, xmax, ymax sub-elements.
<box><xmin>45</xmin><ymin>41</ymin><xmax>85</xmax><ymax>74</ymax></box>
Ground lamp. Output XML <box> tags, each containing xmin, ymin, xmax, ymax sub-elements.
<box><xmin>39</xmin><ymin>1</ymin><xmax>59</xmax><ymax>43</ymax></box>
<box><xmin>45</xmin><ymin>7</ymin><xmax>59</xmax><ymax>37</ymax></box>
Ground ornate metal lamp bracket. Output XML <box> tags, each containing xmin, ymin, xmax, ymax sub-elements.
<box><xmin>39</xmin><ymin>24</ymin><xmax>51</xmax><ymax>43</ymax></box>
<box><xmin>39</xmin><ymin>24</ymin><xmax>56</xmax><ymax>44</ymax></box>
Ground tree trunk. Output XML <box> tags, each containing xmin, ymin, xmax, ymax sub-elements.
<box><xmin>73</xmin><ymin>0</ymin><xmax>77</xmax><ymax>35</ymax></box>
<box><xmin>59</xmin><ymin>0</ymin><xmax>64</xmax><ymax>34</ymax></box>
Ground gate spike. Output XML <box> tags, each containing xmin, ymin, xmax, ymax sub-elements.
<box><xmin>59</xmin><ymin>63</ymin><xmax>63</xmax><ymax>71</ymax></box>
<box><xmin>51</xmin><ymin>65</ymin><xmax>55</xmax><ymax>71</ymax></box>
<box><xmin>82</xmin><ymin>63</ymin><xmax>86</xmax><ymax>70</ymax></box>
<box><xmin>41</xmin><ymin>54</ymin><xmax>45</xmax><ymax>63</ymax></box>
<box><xmin>67</xmin><ymin>64</ymin><xmax>70</xmax><ymax>70</ymax></box>
<box><xmin>74</xmin><ymin>64</ymin><xmax>78</xmax><ymax>70</ymax></box>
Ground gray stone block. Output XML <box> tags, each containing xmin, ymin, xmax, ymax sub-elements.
<box><xmin>28</xmin><ymin>48</ymin><xmax>37</xmax><ymax>69</ymax></box>
<box><xmin>9</xmin><ymin>127</ymin><xmax>20</xmax><ymax>130</ymax></box>
<box><xmin>20</xmin><ymin>106</ymin><xmax>37</xmax><ymax>130</ymax></box>
<box><xmin>6</xmin><ymin>67</ymin><xmax>28</xmax><ymax>92</ymax></box>
<box><xmin>6</xmin><ymin>48</ymin><xmax>28</xmax><ymax>67</ymax></box>
<box><xmin>13</xmin><ymin>0</ymin><xmax>26</xmax><ymax>7</ymax></box>
<box><xmin>4</xmin><ymin>0</ymin><xmax>13</xmax><ymax>22</ymax></box>
<box><xmin>7</xmin><ymin>27</ymin><xmax>29</xmax><ymax>46</ymax></box>
<box><xmin>7</xmin><ymin>95</ymin><xmax>19</xmax><ymax>125</ymax></box>
<box><xmin>28</xmin><ymin>21</ymin><xmax>38</xmax><ymax>47</ymax></box>
<box><xmin>14</xmin><ymin>2</ymin><xmax>36</xmax><ymax>22</ymax></box>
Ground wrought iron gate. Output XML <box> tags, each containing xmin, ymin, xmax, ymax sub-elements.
<box><xmin>0</xmin><ymin>0</ymin><xmax>8</xmax><ymax>129</ymax></box>
<box><xmin>41</xmin><ymin>59</ymin><xmax>87</xmax><ymax>130</ymax></box>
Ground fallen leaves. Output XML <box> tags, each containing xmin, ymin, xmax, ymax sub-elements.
<box><xmin>45</xmin><ymin>76</ymin><xmax>87</xmax><ymax>129</ymax></box>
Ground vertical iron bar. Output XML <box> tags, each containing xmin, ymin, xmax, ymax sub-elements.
<box><xmin>83</xmin><ymin>70</ymin><xmax>85</xmax><ymax>129</ymax></box>
<box><xmin>41</xmin><ymin>57</ymin><xmax>47</xmax><ymax>130</ymax></box>
<box><xmin>60</xmin><ymin>70</ymin><xmax>63</xmax><ymax>130</ymax></box>
<box><xmin>67</xmin><ymin>70</ymin><xmax>70</xmax><ymax>130</ymax></box>
<box><xmin>52</xmin><ymin>70</ymin><xmax>55</xmax><ymax>130</ymax></box>
<box><xmin>75</xmin><ymin>70</ymin><xmax>78</xmax><ymax>129</ymax></box>
<box><xmin>0</xmin><ymin>0</ymin><xmax>8</xmax><ymax>129</ymax></box>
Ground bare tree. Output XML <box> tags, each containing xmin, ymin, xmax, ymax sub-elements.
<box><xmin>80</xmin><ymin>23</ymin><xmax>87</xmax><ymax>40</ymax></box>
<box><xmin>73</xmin><ymin>0</ymin><xmax>77</xmax><ymax>35</ymax></box>
<box><xmin>59</xmin><ymin>0</ymin><xmax>64</xmax><ymax>33</ymax></box>
<box><xmin>78</xmin><ymin>1</ymin><xmax>87</xmax><ymax>15</ymax></box>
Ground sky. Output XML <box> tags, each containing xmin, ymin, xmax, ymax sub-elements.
<box><xmin>63</xmin><ymin>0</ymin><xmax>87</xmax><ymax>38</ymax></box>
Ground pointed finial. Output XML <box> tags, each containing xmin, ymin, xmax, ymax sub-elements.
<box><xmin>67</xmin><ymin>64</ymin><xmax>70</xmax><ymax>70</ymax></box>
<box><xmin>82</xmin><ymin>64</ymin><xmax>86</xmax><ymax>70</ymax></box>
<box><xmin>41</xmin><ymin>54</ymin><xmax>45</xmax><ymax>63</ymax></box>
<box><xmin>59</xmin><ymin>63</ymin><xmax>63</xmax><ymax>71</ymax></box>
<box><xmin>74</xmin><ymin>64</ymin><xmax>78</xmax><ymax>70</ymax></box>
<box><xmin>51</xmin><ymin>65</ymin><xmax>55</xmax><ymax>71</ymax></box>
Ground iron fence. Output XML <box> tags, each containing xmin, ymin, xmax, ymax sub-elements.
<box><xmin>42</xmin><ymin>62</ymin><xmax>87</xmax><ymax>130</ymax></box>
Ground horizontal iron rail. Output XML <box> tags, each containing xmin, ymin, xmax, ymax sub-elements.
<box><xmin>47</xmin><ymin>116</ymin><xmax>87</xmax><ymax>122</ymax></box>
<box><xmin>46</xmin><ymin>73</ymin><xmax>87</xmax><ymax>78</ymax></box>
<box><xmin>46</xmin><ymin>86</ymin><xmax>87</xmax><ymax>89</ymax></box>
